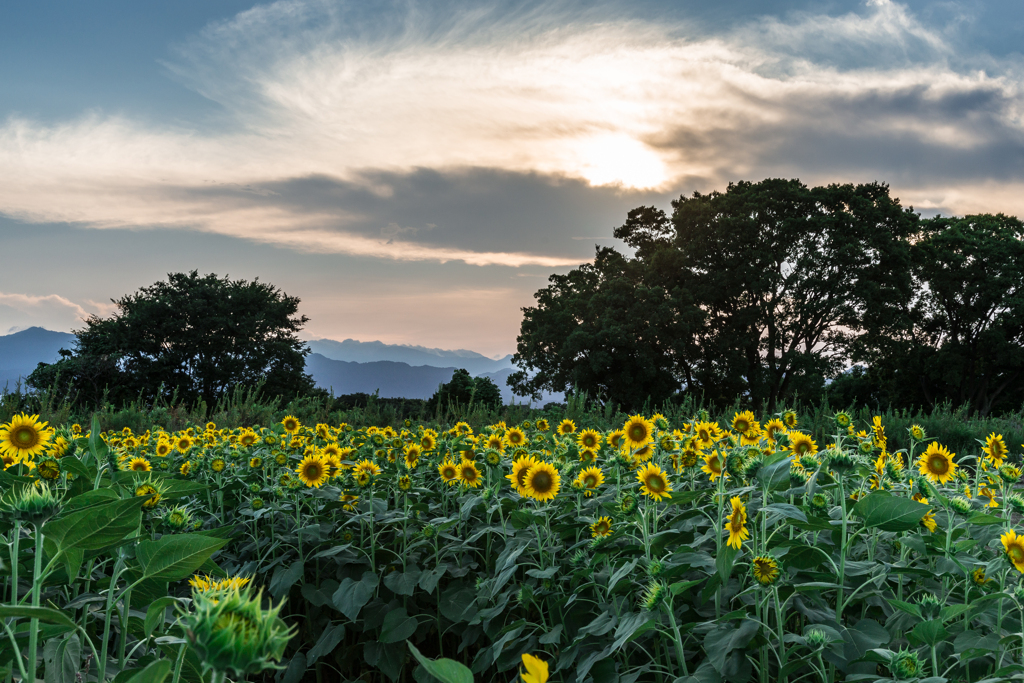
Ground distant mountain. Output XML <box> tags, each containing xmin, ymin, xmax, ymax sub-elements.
<box><xmin>306</xmin><ymin>338</ymin><xmax>514</xmax><ymax>376</ymax></box>
<box><xmin>305</xmin><ymin>353</ymin><xmax>562</xmax><ymax>405</ymax></box>
<box><xmin>0</xmin><ymin>327</ymin><xmax>76</xmax><ymax>391</ymax></box>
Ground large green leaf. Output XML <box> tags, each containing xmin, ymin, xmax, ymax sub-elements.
<box><xmin>851</xmin><ymin>493</ymin><xmax>930</xmax><ymax>532</ymax></box>
<box><xmin>88</xmin><ymin>415</ymin><xmax>107</xmax><ymax>465</ymax></box>
<box><xmin>123</xmin><ymin>659</ymin><xmax>172</xmax><ymax>683</ymax></box>
<box><xmin>0</xmin><ymin>606</ymin><xmax>76</xmax><ymax>628</ymax></box>
<box><xmin>44</xmin><ymin>634</ymin><xmax>81</xmax><ymax>683</ymax></box>
<box><xmin>332</xmin><ymin>572</ymin><xmax>378</xmax><ymax>620</ymax></box>
<box><xmin>379</xmin><ymin>608</ymin><xmax>419</xmax><ymax>644</ymax></box>
<box><xmin>407</xmin><ymin>642</ymin><xmax>473</xmax><ymax>683</ymax></box>
<box><xmin>43</xmin><ymin>497</ymin><xmax>147</xmax><ymax>552</ymax></box>
<box><xmin>136</xmin><ymin>535</ymin><xmax>229</xmax><ymax>581</ymax></box>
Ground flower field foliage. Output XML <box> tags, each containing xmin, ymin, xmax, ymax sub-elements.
<box><xmin>4</xmin><ymin>409</ymin><xmax>1024</xmax><ymax>683</ymax></box>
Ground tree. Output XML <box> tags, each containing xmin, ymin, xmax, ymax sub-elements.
<box><xmin>856</xmin><ymin>214</ymin><xmax>1024</xmax><ymax>415</ymax></box>
<box><xmin>427</xmin><ymin>369</ymin><xmax>503</xmax><ymax>414</ymax></box>
<box><xmin>512</xmin><ymin>179</ymin><xmax>919</xmax><ymax>411</ymax></box>
<box><xmin>28</xmin><ymin>271</ymin><xmax>315</xmax><ymax>406</ymax></box>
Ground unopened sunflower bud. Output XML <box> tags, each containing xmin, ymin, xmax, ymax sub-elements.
<box><xmin>1000</xmin><ymin>464</ymin><xmax>1022</xmax><ymax>484</ymax></box>
<box><xmin>950</xmin><ymin>496</ymin><xmax>973</xmax><ymax>515</ymax></box>
<box><xmin>184</xmin><ymin>586</ymin><xmax>293</xmax><ymax>678</ymax></box>
<box><xmin>889</xmin><ymin>648</ymin><xmax>924</xmax><ymax>680</ymax></box>
<box><xmin>1</xmin><ymin>482</ymin><xmax>61</xmax><ymax>525</ymax></box>
<box><xmin>640</xmin><ymin>580</ymin><xmax>666</xmax><ymax>611</ymax></box>
<box><xmin>917</xmin><ymin>593</ymin><xmax>941</xmax><ymax>619</ymax></box>
<box><xmin>829</xmin><ymin>451</ymin><xmax>856</xmax><ymax>475</ymax></box>
<box><xmin>805</xmin><ymin>629</ymin><xmax>829</xmax><ymax>650</ymax></box>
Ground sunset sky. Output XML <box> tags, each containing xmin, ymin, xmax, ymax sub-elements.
<box><xmin>2</xmin><ymin>0</ymin><xmax>1022</xmax><ymax>356</ymax></box>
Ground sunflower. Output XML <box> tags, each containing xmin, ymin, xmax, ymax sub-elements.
<box><xmin>763</xmin><ymin>419</ymin><xmax>786</xmax><ymax>443</ymax></box>
<box><xmin>590</xmin><ymin>516</ymin><xmax>613</xmax><ymax>538</ymax></box>
<box><xmin>983</xmin><ymin>433</ymin><xmax>1008</xmax><ymax>467</ymax></box>
<box><xmin>520</xmin><ymin>654</ymin><xmax>548</xmax><ymax>683</ymax></box>
<box><xmin>919</xmin><ymin>509</ymin><xmax>938</xmax><ymax>533</ymax></box>
<box><xmin>37</xmin><ymin>458</ymin><xmax>60</xmax><ymax>480</ymax></box>
<box><xmin>725</xmin><ymin>497</ymin><xmax>749</xmax><ymax>549</ymax></box>
<box><xmin>750</xmin><ymin>555</ymin><xmax>780</xmax><ymax>586</ymax></box>
<box><xmin>340</xmin><ymin>493</ymin><xmax>359</xmax><ymax>511</ymax></box>
<box><xmin>554</xmin><ymin>419</ymin><xmax>575</xmax><ymax>436</ymax></box>
<box><xmin>523</xmin><ymin>462</ymin><xmax>560</xmax><ymax>502</ymax></box>
<box><xmin>1003</xmin><ymin>529</ymin><xmax>1024</xmax><ymax>573</ymax></box>
<box><xmin>607</xmin><ymin>430</ymin><xmax>625</xmax><ymax>451</ymax></box>
<box><xmin>420</xmin><ymin>433</ymin><xmax>437</xmax><ymax>452</ymax></box>
<box><xmin>295</xmin><ymin>455</ymin><xmax>329</xmax><ymax>487</ymax></box>
<box><xmin>918</xmin><ymin>443</ymin><xmax>957</xmax><ymax>484</ymax></box>
<box><xmin>694</xmin><ymin>421</ymin><xmax>723</xmax><ymax>449</ymax></box>
<box><xmin>154</xmin><ymin>441</ymin><xmax>172</xmax><ymax>458</ymax></box>
<box><xmin>180</xmin><ymin>461</ymin><xmax>192</xmax><ymax>476</ymax></box>
<box><xmin>574</xmin><ymin>466</ymin><xmax>605</xmax><ymax>496</ymax></box>
<box><xmin>702</xmin><ymin>450</ymin><xmax>724</xmax><ymax>481</ymax></box>
<box><xmin>238</xmin><ymin>430</ymin><xmax>259</xmax><ymax>448</ymax></box>
<box><xmin>398</xmin><ymin>475</ymin><xmax>412</xmax><ymax>491</ymax></box>
<box><xmin>175</xmin><ymin>435</ymin><xmax>193</xmax><ymax>453</ymax></box>
<box><xmin>454</xmin><ymin>421</ymin><xmax>472</xmax><ymax>435</ymax></box>
<box><xmin>782</xmin><ymin>410</ymin><xmax>798</xmax><ymax>429</ymax></box>
<box><xmin>579</xmin><ymin>448</ymin><xmax>598</xmax><ymax>464</ymax></box>
<box><xmin>456</xmin><ymin>460</ymin><xmax>483</xmax><ymax>488</ymax></box>
<box><xmin>210</xmin><ymin>458</ymin><xmax>226</xmax><ymax>473</ymax></box>
<box><xmin>125</xmin><ymin>457</ymin><xmax>151</xmax><ymax>472</ymax></box>
<box><xmin>354</xmin><ymin>459</ymin><xmax>382</xmax><ymax>478</ymax></box>
<box><xmin>622</xmin><ymin>415</ymin><xmax>654</xmax><ymax>450</ymax></box>
<box><xmin>536</xmin><ymin>419</ymin><xmax>550</xmax><ymax>432</ymax></box>
<box><xmin>636</xmin><ymin>462</ymin><xmax>673</xmax><ymax>501</ymax></box>
<box><xmin>577</xmin><ymin>429</ymin><xmax>602</xmax><ymax>451</ymax></box>
<box><xmin>438</xmin><ymin>458</ymin><xmax>459</xmax><ymax>486</ymax></box>
<box><xmin>135</xmin><ymin>482</ymin><xmax>162</xmax><ymax>509</ymax></box>
<box><xmin>249</xmin><ymin>456</ymin><xmax>264</xmax><ymax>469</ymax></box>
<box><xmin>505</xmin><ymin>427</ymin><xmax>527</xmax><ymax>448</ymax></box>
<box><xmin>188</xmin><ymin>574</ymin><xmax>251</xmax><ymax>593</ymax></box>
<box><xmin>731</xmin><ymin>411</ymin><xmax>756</xmax><ymax>435</ymax></box>
<box><xmin>909</xmin><ymin>424</ymin><xmax>926</xmax><ymax>442</ymax></box>
<box><xmin>485</xmin><ymin>434</ymin><xmax>506</xmax><ymax>452</ymax></box>
<box><xmin>0</xmin><ymin>414</ymin><xmax>53</xmax><ymax>459</ymax></box>
<box><xmin>786</xmin><ymin>431</ymin><xmax>817</xmax><ymax>459</ymax></box>
<box><xmin>281</xmin><ymin>415</ymin><xmax>301</xmax><ymax>434</ymax></box>
<box><xmin>506</xmin><ymin>455</ymin><xmax>539</xmax><ymax>495</ymax></box>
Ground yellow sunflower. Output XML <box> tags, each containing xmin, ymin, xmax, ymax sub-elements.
<box><xmin>764</xmin><ymin>418</ymin><xmax>787</xmax><ymax>442</ymax></box>
<box><xmin>622</xmin><ymin>415</ymin><xmax>654</xmax><ymax>450</ymax></box>
<box><xmin>574</xmin><ymin>466</ymin><xmax>605</xmax><ymax>496</ymax></box>
<box><xmin>788</xmin><ymin>432</ymin><xmax>818</xmax><ymax>459</ymax></box>
<box><xmin>731</xmin><ymin>411</ymin><xmax>756</xmax><ymax>435</ymax></box>
<box><xmin>782</xmin><ymin>410</ymin><xmax>798</xmax><ymax>429</ymax></box>
<box><xmin>725</xmin><ymin>497</ymin><xmax>749</xmax><ymax>549</ymax></box>
<box><xmin>523</xmin><ymin>462</ymin><xmax>560</xmax><ymax>502</ymax></box>
<box><xmin>506</xmin><ymin>455</ymin><xmax>539</xmax><ymax>495</ymax></box>
<box><xmin>485</xmin><ymin>433</ymin><xmax>506</xmax><ymax>452</ymax></box>
<box><xmin>188</xmin><ymin>574</ymin><xmax>251</xmax><ymax>593</ymax></box>
<box><xmin>983</xmin><ymin>433</ymin><xmax>1008</xmax><ymax>467</ymax></box>
<box><xmin>506</xmin><ymin>427</ymin><xmax>528</xmax><ymax>447</ymax></box>
<box><xmin>1003</xmin><ymin>529</ymin><xmax>1024</xmax><ymax>573</ymax></box>
<box><xmin>456</xmin><ymin>459</ymin><xmax>483</xmax><ymax>488</ymax></box>
<box><xmin>557</xmin><ymin>419</ymin><xmax>576</xmax><ymax>436</ymax></box>
<box><xmin>354</xmin><ymin>459</ymin><xmax>382</xmax><ymax>479</ymax></box>
<box><xmin>295</xmin><ymin>455</ymin><xmax>329</xmax><ymax>487</ymax></box>
<box><xmin>404</xmin><ymin>444</ymin><xmax>422</xmax><ymax>470</ymax></box>
<box><xmin>694</xmin><ymin>421</ymin><xmax>723</xmax><ymax>449</ymax></box>
<box><xmin>420</xmin><ymin>433</ymin><xmax>437</xmax><ymax>451</ymax></box>
<box><xmin>536</xmin><ymin>419</ymin><xmax>550</xmax><ymax>432</ymax></box>
<box><xmin>636</xmin><ymin>462</ymin><xmax>672</xmax><ymax>501</ymax></box>
<box><xmin>590</xmin><ymin>516</ymin><xmax>613</xmax><ymax>538</ymax></box>
<box><xmin>0</xmin><ymin>414</ymin><xmax>53</xmax><ymax>459</ymax></box>
<box><xmin>175</xmin><ymin>435</ymin><xmax>193</xmax><ymax>453</ymax></box>
<box><xmin>281</xmin><ymin>415</ymin><xmax>301</xmax><ymax>434</ymax></box>
<box><xmin>750</xmin><ymin>555</ymin><xmax>780</xmax><ymax>586</ymax></box>
<box><xmin>125</xmin><ymin>457</ymin><xmax>151</xmax><ymax>472</ymax></box>
<box><xmin>918</xmin><ymin>442</ymin><xmax>957</xmax><ymax>484</ymax></box>
<box><xmin>701</xmin><ymin>450</ymin><xmax>725</xmax><ymax>481</ymax></box>
<box><xmin>576</xmin><ymin>429</ymin><xmax>602</xmax><ymax>451</ymax></box>
<box><xmin>579</xmin><ymin>447</ymin><xmax>598</xmax><ymax>464</ymax></box>
<box><xmin>438</xmin><ymin>458</ymin><xmax>459</xmax><ymax>486</ymax></box>
<box><xmin>607</xmin><ymin>429</ymin><xmax>625</xmax><ymax>451</ymax></box>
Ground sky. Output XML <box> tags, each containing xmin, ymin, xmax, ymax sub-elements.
<box><xmin>1</xmin><ymin>0</ymin><xmax>1022</xmax><ymax>357</ymax></box>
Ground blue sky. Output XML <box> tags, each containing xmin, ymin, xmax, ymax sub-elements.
<box><xmin>1</xmin><ymin>0</ymin><xmax>1022</xmax><ymax>356</ymax></box>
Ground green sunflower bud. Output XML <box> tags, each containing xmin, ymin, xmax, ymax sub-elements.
<box><xmin>1</xmin><ymin>482</ymin><xmax>62</xmax><ymax>525</ymax></box>
<box><xmin>184</xmin><ymin>586</ymin><xmax>294</xmax><ymax>678</ymax></box>
<box><xmin>618</xmin><ymin>492</ymin><xmax>638</xmax><ymax>515</ymax></box>
<box><xmin>917</xmin><ymin>592</ymin><xmax>941</xmax><ymax>619</ymax></box>
<box><xmin>1008</xmin><ymin>494</ymin><xmax>1024</xmax><ymax>516</ymax></box>
<box><xmin>805</xmin><ymin>628</ymin><xmax>830</xmax><ymax>650</ymax></box>
<box><xmin>950</xmin><ymin>495</ymin><xmax>973</xmax><ymax>515</ymax></box>
<box><xmin>808</xmin><ymin>491</ymin><xmax>832</xmax><ymax>516</ymax></box>
<box><xmin>889</xmin><ymin>648</ymin><xmax>924</xmax><ymax>680</ymax></box>
<box><xmin>726</xmin><ymin>452</ymin><xmax>748</xmax><ymax>479</ymax></box>
<box><xmin>1000</xmin><ymin>464</ymin><xmax>1022</xmax><ymax>484</ymax></box>
<box><xmin>646</xmin><ymin>558</ymin><xmax>664</xmax><ymax>579</ymax></box>
<box><xmin>640</xmin><ymin>580</ymin><xmax>666</xmax><ymax>611</ymax></box>
<box><xmin>251</xmin><ymin>498</ymin><xmax>264</xmax><ymax>511</ymax></box>
<box><xmin>828</xmin><ymin>451</ymin><xmax>856</xmax><ymax>476</ymax></box>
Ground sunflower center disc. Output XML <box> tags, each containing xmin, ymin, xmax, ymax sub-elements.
<box><xmin>931</xmin><ymin>457</ymin><xmax>946</xmax><ymax>473</ymax></box>
<box><xmin>533</xmin><ymin>473</ymin><xmax>551</xmax><ymax>492</ymax></box>
<box><xmin>14</xmin><ymin>428</ymin><xmax>35</xmax><ymax>446</ymax></box>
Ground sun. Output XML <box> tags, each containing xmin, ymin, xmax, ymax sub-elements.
<box><xmin>575</xmin><ymin>133</ymin><xmax>668</xmax><ymax>189</ymax></box>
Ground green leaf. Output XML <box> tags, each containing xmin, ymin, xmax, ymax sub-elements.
<box><xmin>269</xmin><ymin>560</ymin><xmax>305</xmax><ymax>599</ymax></box>
<box><xmin>123</xmin><ymin>659</ymin><xmax>173</xmax><ymax>683</ymax></box>
<box><xmin>62</xmin><ymin>488</ymin><xmax>120</xmax><ymax>512</ymax></box>
<box><xmin>887</xmin><ymin>599</ymin><xmax>923</xmax><ymax>620</ymax></box>
<box><xmin>88</xmin><ymin>415</ymin><xmax>108</xmax><ymax>464</ymax></box>
<box><xmin>407</xmin><ymin>642</ymin><xmax>473</xmax><ymax>683</ymax></box>
<box><xmin>852</xmin><ymin>493</ymin><xmax>930</xmax><ymax>532</ymax></box>
<box><xmin>144</xmin><ymin>598</ymin><xmax>180</xmax><ymax>639</ymax></box>
<box><xmin>43</xmin><ymin>497</ymin><xmax>147</xmax><ymax>552</ymax></box>
<box><xmin>44</xmin><ymin>634</ymin><xmax>80</xmax><ymax>683</ymax></box>
<box><xmin>136</xmin><ymin>535</ymin><xmax>229</xmax><ymax>581</ymax></box>
<box><xmin>379</xmin><ymin>608</ymin><xmax>419</xmax><ymax>644</ymax></box>
<box><xmin>307</xmin><ymin>623</ymin><xmax>345</xmax><ymax>664</ymax></box>
<box><xmin>58</xmin><ymin>458</ymin><xmax>95</xmax><ymax>481</ymax></box>
<box><xmin>332</xmin><ymin>572</ymin><xmax>378</xmax><ymax>620</ymax></box>
<box><xmin>383</xmin><ymin>569</ymin><xmax>422</xmax><ymax>596</ymax></box>
<box><xmin>911</xmin><ymin>620</ymin><xmax>949</xmax><ymax>647</ymax></box>
<box><xmin>0</xmin><ymin>606</ymin><xmax>76</xmax><ymax>628</ymax></box>
<box><xmin>757</xmin><ymin>454</ymin><xmax>795</xmax><ymax>491</ymax></box>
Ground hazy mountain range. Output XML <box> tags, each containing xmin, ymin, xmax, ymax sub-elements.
<box><xmin>0</xmin><ymin>328</ymin><xmax>561</xmax><ymax>404</ymax></box>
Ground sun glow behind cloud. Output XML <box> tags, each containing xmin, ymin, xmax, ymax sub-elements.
<box><xmin>0</xmin><ymin>0</ymin><xmax>1022</xmax><ymax>267</ymax></box>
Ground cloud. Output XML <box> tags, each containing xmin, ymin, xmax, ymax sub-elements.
<box><xmin>0</xmin><ymin>292</ymin><xmax>114</xmax><ymax>333</ymax></box>
<box><xmin>0</xmin><ymin>0</ymin><xmax>1022</xmax><ymax>264</ymax></box>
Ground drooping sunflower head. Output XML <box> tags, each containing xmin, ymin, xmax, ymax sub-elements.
<box><xmin>295</xmin><ymin>455</ymin><xmax>329</xmax><ymax>487</ymax></box>
<box><xmin>557</xmin><ymin>419</ymin><xmax>576</xmax><ymax>436</ymax></box>
<box><xmin>750</xmin><ymin>555</ymin><xmax>780</xmax><ymax>586</ymax></box>
<box><xmin>636</xmin><ymin>462</ymin><xmax>673</xmax><ymax>502</ymax></box>
<box><xmin>782</xmin><ymin>410</ymin><xmax>798</xmax><ymax>429</ymax></box>
<box><xmin>281</xmin><ymin>415</ymin><xmax>301</xmax><ymax>435</ymax></box>
<box><xmin>0</xmin><ymin>413</ymin><xmax>53</xmax><ymax>459</ymax></box>
<box><xmin>918</xmin><ymin>442</ymin><xmax>957</xmax><ymax>484</ymax></box>
<box><xmin>523</xmin><ymin>462</ymin><xmax>560</xmax><ymax>502</ymax></box>
<box><xmin>701</xmin><ymin>450</ymin><xmax>724</xmax><ymax>481</ymax></box>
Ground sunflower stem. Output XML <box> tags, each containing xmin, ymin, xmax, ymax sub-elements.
<box><xmin>26</xmin><ymin>523</ymin><xmax>43</xmax><ymax>683</ymax></box>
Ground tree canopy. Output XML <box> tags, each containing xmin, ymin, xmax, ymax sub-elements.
<box><xmin>29</xmin><ymin>271</ymin><xmax>316</xmax><ymax>406</ymax></box>
<box><xmin>511</xmin><ymin>179</ymin><xmax>1023</xmax><ymax>415</ymax></box>
<box><xmin>427</xmin><ymin>369</ymin><xmax>503</xmax><ymax>415</ymax></box>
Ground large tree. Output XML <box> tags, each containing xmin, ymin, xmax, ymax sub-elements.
<box><xmin>511</xmin><ymin>179</ymin><xmax>919</xmax><ymax>411</ymax></box>
<box><xmin>29</xmin><ymin>271</ymin><xmax>316</xmax><ymax>406</ymax></box>
<box><xmin>855</xmin><ymin>214</ymin><xmax>1024</xmax><ymax>415</ymax></box>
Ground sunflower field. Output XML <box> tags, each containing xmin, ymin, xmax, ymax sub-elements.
<box><xmin>2</xmin><ymin>408</ymin><xmax>1024</xmax><ymax>683</ymax></box>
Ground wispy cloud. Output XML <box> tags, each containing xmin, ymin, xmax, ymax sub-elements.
<box><xmin>0</xmin><ymin>0</ymin><xmax>1022</xmax><ymax>265</ymax></box>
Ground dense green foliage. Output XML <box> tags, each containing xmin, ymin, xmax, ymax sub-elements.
<box><xmin>426</xmin><ymin>369</ymin><xmax>503</xmax><ymax>416</ymax></box>
<box><xmin>511</xmin><ymin>179</ymin><xmax>1024</xmax><ymax>417</ymax></box>
<box><xmin>27</xmin><ymin>272</ymin><xmax>316</xmax><ymax>407</ymax></box>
